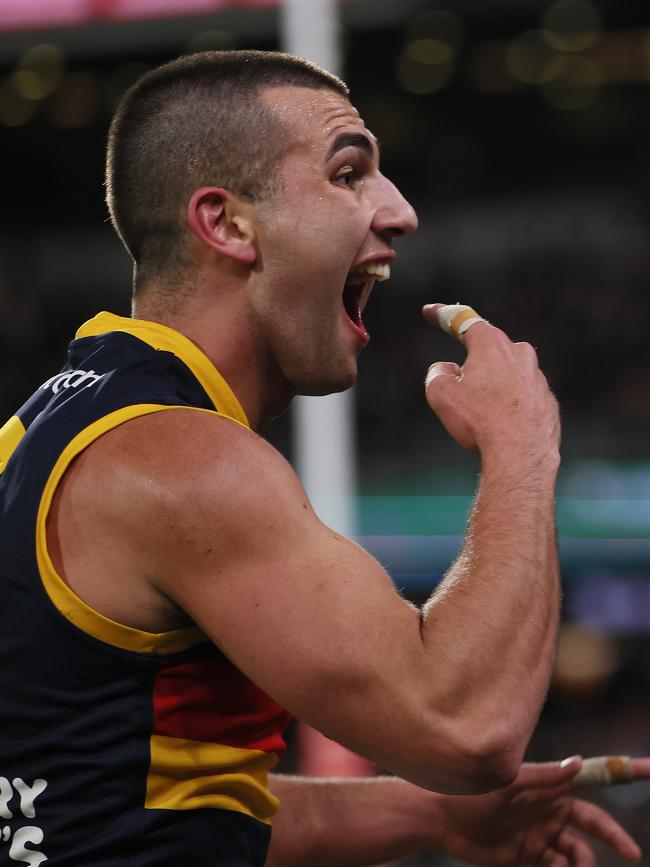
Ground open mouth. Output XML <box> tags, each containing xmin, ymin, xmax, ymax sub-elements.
<box><xmin>342</xmin><ymin>261</ymin><xmax>391</xmax><ymax>341</ymax></box>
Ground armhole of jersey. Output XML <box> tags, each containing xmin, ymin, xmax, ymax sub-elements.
<box><xmin>0</xmin><ymin>415</ymin><xmax>26</xmax><ymax>476</ymax></box>
<box><xmin>35</xmin><ymin>403</ymin><xmax>228</xmax><ymax>655</ymax></box>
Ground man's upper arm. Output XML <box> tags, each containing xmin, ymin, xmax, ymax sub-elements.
<box><xmin>130</xmin><ymin>410</ymin><xmax>426</xmax><ymax>765</ymax></box>
<box><xmin>66</xmin><ymin>407</ymin><xmax>534</xmax><ymax>793</ymax></box>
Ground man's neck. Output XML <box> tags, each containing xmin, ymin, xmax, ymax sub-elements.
<box><xmin>132</xmin><ymin>291</ymin><xmax>294</xmax><ymax>432</ymax></box>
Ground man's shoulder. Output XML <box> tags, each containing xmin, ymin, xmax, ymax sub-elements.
<box><xmin>50</xmin><ymin>405</ymin><xmax>308</xmax><ymax>632</ymax></box>
<box><xmin>73</xmin><ymin>406</ymin><xmax>305</xmax><ymax>537</ymax></box>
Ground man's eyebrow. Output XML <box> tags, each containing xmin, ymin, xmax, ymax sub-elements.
<box><xmin>325</xmin><ymin>132</ymin><xmax>378</xmax><ymax>161</ymax></box>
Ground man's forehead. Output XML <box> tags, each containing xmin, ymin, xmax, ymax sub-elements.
<box><xmin>261</xmin><ymin>85</ymin><xmax>369</xmax><ymax>151</ymax></box>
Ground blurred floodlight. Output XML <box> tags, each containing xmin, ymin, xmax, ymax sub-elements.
<box><xmin>589</xmin><ymin>30</ymin><xmax>650</xmax><ymax>85</ymax></box>
<box><xmin>0</xmin><ymin>75</ymin><xmax>38</xmax><ymax>126</ymax></box>
<box><xmin>18</xmin><ymin>44</ymin><xmax>64</xmax><ymax>100</ymax></box>
<box><xmin>542</xmin><ymin>0</ymin><xmax>603</xmax><ymax>53</ymax></box>
<box><xmin>553</xmin><ymin>622</ymin><xmax>620</xmax><ymax>698</ymax></box>
<box><xmin>185</xmin><ymin>29</ymin><xmax>236</xmax><ymax>55</ymax></box>
<box><xmin>407</xmin><ymin>38</ymin><xmax>453</xmax><ymax>66</ymax></box>
<box><xmin>105</xmin><ymin>63</ymin><xmax>151</xmax><ymax>111</ymax></box>
<box><xmin>20</xmin><ymin>43</ymin><xmax>64</xmax><ymax>72</ymax></box>
<box><xmin>399</xmin><ymin>9</ymin><xmax>464</xmax><ymax>95</ymax></box>
<box><xmin>397</xmin><ymin>48</ymin><xmax>454</xmax><ymax>94</ymax></box>
<box><xmin>541</xmin><ymin>55</ymin><xmax>601</xmax><ymax>110</ymax></box>
<box><xmin>506</xmin><ymin>30</ymin><xmax>557</xmax><ymax>85</ymax></box>
<box><xmin>407</xmin><ymin>10</ymin><xmax>464</xmax><ymax>51</ymax></box>
<box><xmin>13</xmin><ymin>70</ymin><xmax>44</xmax><ymax>101</ymax></box>
<box><xmin>49</xmin><ymin>72</ymin><xmax>98</xmax><ymax>127</ymax></box>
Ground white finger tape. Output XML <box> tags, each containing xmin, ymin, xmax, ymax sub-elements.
<box><xmin>573</xmin><ymin>756</ymin><xmax>632</xmax><ymax>789</ymax></box>
<box><xmin>437</xmin><ymin>304</ymin><xmax>486</xmax><ymax>340</ymax></box>
<box><xmin>457</xmin><ymin>317</ymin><xmax>484</xmax><ymax>335</ymax></box>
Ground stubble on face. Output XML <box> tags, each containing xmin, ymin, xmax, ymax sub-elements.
<box><xmin>250</xmin><ymin>86</ymin><xmax>377</xmax><ymax>398</ymax></box>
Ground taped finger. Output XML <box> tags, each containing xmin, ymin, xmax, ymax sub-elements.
<box><xmin>436</xmin><ymin>304</ymin><xmax>487</xmax><ymax>342</ymax></box>
<box><xmin>573</xmin><ymin>756</ymin><xmax>632</xmax><ymax>789</ymax></box>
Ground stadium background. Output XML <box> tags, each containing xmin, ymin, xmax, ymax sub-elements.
<box><xmin>0</xmin><ymin>0</ymin><xmax>648</xmax><ymax>863</ymax></box>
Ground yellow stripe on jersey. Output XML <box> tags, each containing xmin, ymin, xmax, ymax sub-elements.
<box><xmin>145</xmin><ymin>734</ymin><xmax>280</xmax><ymax>824</ymax></box>
<box><xmin>0</xmin><ymin>415</ymin><xmax>26</xmax><ymax>475</ymax></box>
<box><xmin>35</xmin><ymin>403</ymin><xmax>219</xmax><ymax>654</ymax></box>
<box><xmin>76</xmin><ymin>312</ymin><xmax>250</xmax><ymax>430</ymax></box>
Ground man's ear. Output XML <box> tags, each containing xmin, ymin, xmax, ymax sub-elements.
<box><xmin>187</xmin><ymin>187</ymin><xmax>257</xmax><ymax>266</ymax></box>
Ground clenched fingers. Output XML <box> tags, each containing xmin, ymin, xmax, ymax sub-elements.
<box><xmin>423</xmin><ymin>370</ymin><xmax>477</xmax><ymax>450</ymax></box>
<box><xmin>425</xmin><ymin>361</ymin><xmax>462</xmax><ymax>387</ymax></box>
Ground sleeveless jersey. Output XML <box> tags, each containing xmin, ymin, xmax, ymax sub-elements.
<box><xmin>0</xmin><ymin>311</ymin><xmax>292</xmax><ymax>866</ymax></box>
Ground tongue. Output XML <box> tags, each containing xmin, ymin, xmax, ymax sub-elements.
<box><xmin>342</xmin><ymin>286</ymin><xmax>369</xmax><ymax>341</ymax></box>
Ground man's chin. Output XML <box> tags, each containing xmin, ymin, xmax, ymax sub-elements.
<box><xmin>293</xmin><ymin>365</ymin><xmax>358</xmax><ymax>397</ymax></box>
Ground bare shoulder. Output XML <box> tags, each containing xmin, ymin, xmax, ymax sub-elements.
<box><xmin>47</xmin><ymin>407</ymin><xmax>309</xmax><ymax>632</ymax></box>
<box><xmin>76</xmin><ymin>406</ymin><xmax>311</xmax><ymax>549</ymax></box>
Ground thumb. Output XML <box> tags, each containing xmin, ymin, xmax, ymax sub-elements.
<box><xmin>423</xmin><ymin>376</ymin><xmax>477</xmax><ymax>450</ymax></box>
<box><xmin>425</xmin><ymin>361</ymin><xmax>462</xmax><ymax>388</ymax></box>
<box><xmin>512</xmin><ymin>757</ymin><xmax>583</xmax><ymax>792</ymax></box>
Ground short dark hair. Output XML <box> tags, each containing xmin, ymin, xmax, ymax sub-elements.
<box><xmin>105</xmin><ymin>50</ymin><xmax>349</xmax><ymax>291</ymax></box>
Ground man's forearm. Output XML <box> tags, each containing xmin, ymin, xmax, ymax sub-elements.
<box><xmin>394</xmin><ymin>314</ymin><xmax>563</xmax><ymax>793</ymax></box>
<box><xmin>421</xmin><ymin>449</ymin><xmax>560</xmax><ymax>775</ymax></box>
<box><xmin>265</xmin><ymin>774</ymin><xmax>439</xmax><ymax>867</ymax></box>
<box><xmin>266</xmin><ymin>759</ymin><xmax>650</xmax><ymax>867</ymax></box>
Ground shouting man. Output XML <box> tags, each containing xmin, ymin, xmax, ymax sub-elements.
<box><xmin>0</xmin><ymin>51</ymin><xmax>646</xmax><ymax>866</ymax></box>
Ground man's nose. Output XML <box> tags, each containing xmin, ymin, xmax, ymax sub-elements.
<box><xmin>371</xmin><ymin>179</ymin><xmax>419</xmax><ymax>240</ymax></box>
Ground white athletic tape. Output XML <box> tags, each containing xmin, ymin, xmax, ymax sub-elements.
<box><xmin>573</xmin><ymin>756</ymin><xmax>633</xmax><ymax>789</ymax></box>
<box><xmin>457</xmin><ymin>317</ymin><xmax>484</xmax><ymax>335</ymax></box>
<box><xmin>436</xmin><ymin>304</ymin><xmax>486</xmax><ymax>341</ymax></box>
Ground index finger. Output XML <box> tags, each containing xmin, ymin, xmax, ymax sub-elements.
<box><xmin>628</xmin><ymin>757</ymin><xmax>650</xmax><ymax>781</ymax></box>
<box><xmin>571</xmin><ymin>756</ymin><xmax>650</xmax><ymax>789</ymax></box>
<box><xmin>422</xmin><ymin>303</ymin><xmax>489</xmax><ymax>345</ymax></box>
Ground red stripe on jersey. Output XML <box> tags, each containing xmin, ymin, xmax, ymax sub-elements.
<box><xmin>152</xmin><ymin>656</ymin><xmax>291</xmax><ymax>755</ymax></box>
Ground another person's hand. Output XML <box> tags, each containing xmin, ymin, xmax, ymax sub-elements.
<box><xmin>422</xmin><ymin>302</ymin><xmax>560</xmax><ymax>456</ymax></box>
<box><xmin>435</xmin><ymin>756</ymin><xmax>649</xmax><ymax>866</ymax></box>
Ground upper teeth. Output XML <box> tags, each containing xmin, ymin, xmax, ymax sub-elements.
<box><xmin>352</xmin><ymin>262</ymin><xmax>391</xmax><ymax>281</ymax></box>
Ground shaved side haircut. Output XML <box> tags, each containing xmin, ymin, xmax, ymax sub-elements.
<box><xmin>105</xmin><ymin>50</ymin><xmax>348</xmax><ymax>293</ymax></box>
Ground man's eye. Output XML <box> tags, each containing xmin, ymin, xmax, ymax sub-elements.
<box><xmin>335</xmin><ymin>168</ymin><xmax>359</xmax><ymax>188</ymax></box>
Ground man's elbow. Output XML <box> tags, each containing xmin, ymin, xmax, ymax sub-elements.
<box><xmin>448</xmin><ymin>740</ymin><xmax>522</xmax><ymax>794</ymax></box>
<box><xmin>399</xmin><ymin>722</ymin><xmax>525</xmax><ymax>795</ymax></box>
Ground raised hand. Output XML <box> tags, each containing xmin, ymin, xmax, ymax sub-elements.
<box><xmin>422</xmin><ymin>302</ymin><xmax>560</xmax><ymax>456</ymax></box>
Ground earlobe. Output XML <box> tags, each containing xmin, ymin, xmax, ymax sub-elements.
<box><xmin>187</xmin><ymin>187</ymin><xmax>257</xmax><ymax>267</ymax></box>
<box><xmin>231</xmin><ymin>216</ymin><xmax>257</xmax><ymax>265</ymax></box>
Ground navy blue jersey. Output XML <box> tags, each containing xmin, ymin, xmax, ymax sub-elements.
<box><xmin>0</xmin><ymin>312</ymin><xmax>291</xmax><ymax>866</ymax></box>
